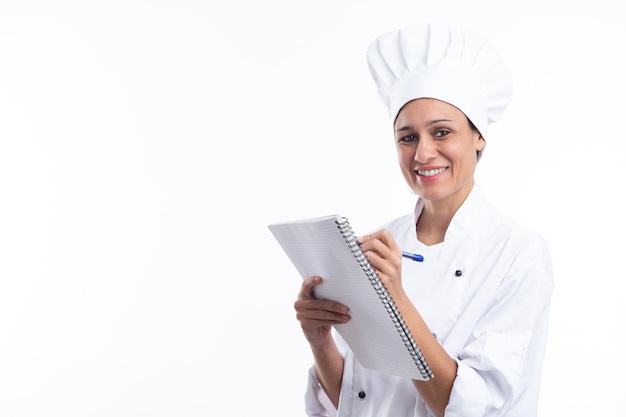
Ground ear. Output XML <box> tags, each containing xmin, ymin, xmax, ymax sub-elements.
<box><xmin>475</xmin><ymin>134</ymin><xmax>486</xmax><ymax>152</ymax></box>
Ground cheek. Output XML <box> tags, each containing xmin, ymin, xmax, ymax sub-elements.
<box><xmin>448</xmin><ymin>141</ymin><xmax>475</xmax><ymax>162</ymax></box>
<box><xmin>396</xmin><ymin>146</ymin><xmax>414</xmax><ymax>166</ymax></box>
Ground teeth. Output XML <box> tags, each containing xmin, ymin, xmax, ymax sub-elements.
<box><xmin>417</xmin><ymin>167</ymin><xmax>447</xmax><ymax>176</ymax></box>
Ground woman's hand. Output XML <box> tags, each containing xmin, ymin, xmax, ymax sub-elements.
<box><xmin>293</xmin><ymin>276</ymin><xmax>351</xmax><ymax>348</ymax></box>
<box><xmin>358</xmin><ymin>229</ymin><xmax>408</xmax><ymax>306</ymax></box>
<box><xmin>295</xmin><ymin>277</ymin><xmax>348</xmax><ymax>407</ymax></box>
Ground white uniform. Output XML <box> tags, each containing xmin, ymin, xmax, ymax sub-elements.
<box><xmin>304</xmin><ymin>185</ymin><xmax>554</xmax><ymax>417</ymax></box>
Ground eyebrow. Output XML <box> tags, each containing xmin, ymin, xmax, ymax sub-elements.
<box><xmin>395</xmin><ymin>119</ymin><xmax>454</xmax><ymax>133</ymax></box>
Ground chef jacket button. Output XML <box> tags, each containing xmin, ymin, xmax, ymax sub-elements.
<box><xmin>455</xmin><ymin>270</ymin><xmax>463</xmax><ymax>277</ymax></box>
<box><xmin>358</xmin><ymin>391</ymin><xmax>366</xmax><ymax>399</ymax></box>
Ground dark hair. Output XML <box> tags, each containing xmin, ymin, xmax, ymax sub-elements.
<box><xmin>467</xmin><ymin>117</ymin><xmax>478</xmax><ymax>131</ymax></box>
<box><xmin>468</xmin><ymin>117</ymin><xmax>483</xmax><ymax>160</ymax></box>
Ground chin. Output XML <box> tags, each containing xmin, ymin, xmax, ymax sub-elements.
<box><xmin>414</xmin><ymin>185</ymin><xmax>451</xmax><ymax>202</ymax></box>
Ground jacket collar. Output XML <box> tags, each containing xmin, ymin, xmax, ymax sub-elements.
<box><xmin>412</xmin><ymin>184</ymin><xmax>485</xmax><ymax>275</ymax></box>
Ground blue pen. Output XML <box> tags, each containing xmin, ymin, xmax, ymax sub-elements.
<box><xmin>402</xmin><ymin>251</ymin><xmax>424</xmax><ymax>262</ymax></box>
<box><xmin>357</xmin><ymin>241</ymin><xmax>424</xmax><ymax>262</ymax></box>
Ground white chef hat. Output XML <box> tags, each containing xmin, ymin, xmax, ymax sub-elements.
<box><xmin>366</xmin><ymin>24</ymin><xmax>513</xmax><ymax>140</ymax></box>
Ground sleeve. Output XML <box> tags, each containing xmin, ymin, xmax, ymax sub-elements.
<box><xmin>444</xmin><ymin>233</ymin><xmax>554</xmax><ymax>416</ymax></box>
<box><xmin>305</xmin><ymin>331</ymin><xmax>419</xmax><ymax>417</ymax></box>
<box><xmin>304</xmin><ymin>366</ymin><xmax>338</xmax><ymax>417</ymax></box>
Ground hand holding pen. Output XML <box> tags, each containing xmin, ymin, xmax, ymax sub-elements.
<box><xmin>358</xmin><ymin>231</ymin><xmax>424</xmax><ymax>262</ymax></box>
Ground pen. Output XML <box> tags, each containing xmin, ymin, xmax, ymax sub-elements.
<box><xmin>402</xmin><ymin>251</ymin><xmax>424</xmax><ymax>262</ymax></box>
<box><xmin>357</xmin><ymin>241</ymin><xmax>424</xmax><ymax>262</ymax></box>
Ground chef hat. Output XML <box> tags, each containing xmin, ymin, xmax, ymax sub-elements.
<box><xmin>366</xmin><ymin>24</ymin><xmax>513</xmax><ymax>139</ymax></box>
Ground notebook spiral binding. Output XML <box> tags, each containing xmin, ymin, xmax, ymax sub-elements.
<box><xmin>336</xmin><ymin>217</ymin><xmax>434</xmax><ymax>380</ymax></box>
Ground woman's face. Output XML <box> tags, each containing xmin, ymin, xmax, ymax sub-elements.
<box><xmin>394</xmin><ymin>98</ymin><xmax>485</xmax><ymax>206</ymax></box>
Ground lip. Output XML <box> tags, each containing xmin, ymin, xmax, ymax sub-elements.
<box><xmin>415</xmin><ymin>166</ymin><xmax>448</xmax><ymax>183</ymax></box>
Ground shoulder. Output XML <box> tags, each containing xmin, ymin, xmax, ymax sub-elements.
<box><xmin>476</xmin><ymin>198</ymin><xmax>554</xmax><ymax>293</ymax></box>
<box><xmin>465</xmin><ymin>188</ymin><xmax>552</xmax><ymax>280</ymax></box>
<box><xmin>471</xmin><ymin>188</ymin><xmax>549</xmax><ymax>252</ymax></box>
<box><xmin>485</xmin><ymin>202</ymin><xmax>549</xmax><ymax>258</ymax></box>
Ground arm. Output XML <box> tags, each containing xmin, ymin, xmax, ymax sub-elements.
<box><xmin>442</xmin><ymin>232</ymin><xmax>553</xmax><ymax>416</ymax></box>
<box><xmin>294</xmin><ymin>276</ymin><xmax>351</xmax><ymax>408</ymax></box>
<box><xmin>359</xmin><ymin>230</ymin><xmax>457</xmax><ymax>417</ymax></box>
<box><xmin>400</xmin><ymin>298</ymin><xmax>458</xmax><ymax>417</ymax></box>
<box><xmin>360</xmin><ymin>228</ymin><xmax>554</xmax><ymax>416</ymax></box>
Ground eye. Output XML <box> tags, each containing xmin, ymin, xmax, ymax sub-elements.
<box><xmin>434</xmin><ymin>129</ymin><xmax>451</xmax><ymax>138</ymax></box>
<box><xmin>398</xmin><ymin>134</ymin><xmax>418</xmax><ymax>143</ymax></box>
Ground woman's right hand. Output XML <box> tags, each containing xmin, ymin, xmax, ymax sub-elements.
<box><xmin>294</xmin><ymin>276</ymin><xmax>351</xmax><ymax>348</ymax></box>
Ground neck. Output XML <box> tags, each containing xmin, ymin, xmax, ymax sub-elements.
<box><xmin>416</xmin><ymin>182</ymin><xmax>474</xmax><ymax>246</ymax></box>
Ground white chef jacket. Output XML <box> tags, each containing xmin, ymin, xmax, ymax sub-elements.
<box><xmin>304</xmin><ymin>185</ymin><xmax>553</xmax><ymax>417</ymax></box>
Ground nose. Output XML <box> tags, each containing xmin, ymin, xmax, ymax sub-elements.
<box><xmin>414</xmin><ymin>137</ymin><xmax>436</xmax><ymax>163</ymax></box>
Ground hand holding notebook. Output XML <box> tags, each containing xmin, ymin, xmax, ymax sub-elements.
<box><xmin>268</xmin><ymin>214</ymin><xmax>433</xmax><ymax>380</ymax></box>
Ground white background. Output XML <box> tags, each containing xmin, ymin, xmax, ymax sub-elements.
<box><xmin>0</xmin><ymin>1</ymin><xmax>624</xmax><ymax>416</ymax></box>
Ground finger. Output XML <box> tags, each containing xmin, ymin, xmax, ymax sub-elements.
<box><xmin>295</xmin><ymin>296</ymin><xmax>349</xmax><ymax>315</ymax></box>
<box><xmin>356</xmin><ymin>233</ymin><xmax>371</xmax><ymax>245</ymax></box>
<box><xmin>377</xmin><ymin>228</ymin><xmax>399</xmax><ymax>248</ymax></box>
<box><xmin>361</xmin><ymin>240</ymin><xmax>394</xmax><ymax>266</ymax></box>
<box><xmin>361</xmin><ymin>228</ymin><xmax>400</xmax><ymax>251</ymax></box>
<box><xmin>296</xmin><ymin>306</ymin><xmax>351</xmax><ymax>328</ymax></box>
<box><xmin>360</xmin><ymin>230</ymin><xmax>402</xmax><ymax>265</ymax></box>
<box><xmin>296</xmin><ymin>276</ymin><xmax>350</xmax><ymax>317</ymax></box>
<box><xmin>296</xmin><ymin>307</ymin><xmax>351</xmax><ymax>325</ymax></box>
<box><xmin>299</xmin><ymin>275</ymin><xmax>322</xmax><ymax>299</ymax></box>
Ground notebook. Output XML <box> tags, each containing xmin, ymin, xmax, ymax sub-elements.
<box><xmin>268</xmin><ymin>214</ymin><xmax>433</xmax><ymax>380</ymax></box>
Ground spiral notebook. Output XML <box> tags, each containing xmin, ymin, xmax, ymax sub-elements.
<box><xmin>268</xmin><ymin>214</ymin><xmax>433</xmax><ymax>380</ymax></box>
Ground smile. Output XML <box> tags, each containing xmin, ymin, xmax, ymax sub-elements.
<box><xmin>417</xmin><ymin>167</ymin><xmax>447</xmax><ymax>177</ymax></box>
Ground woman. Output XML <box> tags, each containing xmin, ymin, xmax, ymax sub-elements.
<box><xmin>294</xmin><ymin>24</ymin><xmax>553</xmax><ymax>417</ymax></box>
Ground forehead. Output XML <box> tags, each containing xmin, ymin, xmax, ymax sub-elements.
<box><xmin>394</xmin><ymin>98</ymin><xmax>466</xmax><ymax>126</ymax></box>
